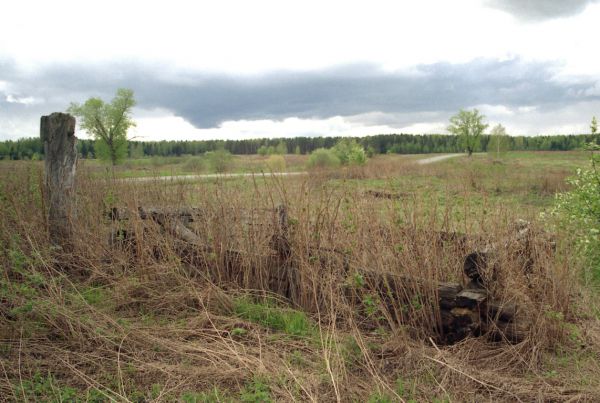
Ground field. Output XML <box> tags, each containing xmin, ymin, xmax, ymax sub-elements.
<box><xmin>1</xmin><ymin>151</ymin><xmax>599</xmax><ymax>402</ymax></box>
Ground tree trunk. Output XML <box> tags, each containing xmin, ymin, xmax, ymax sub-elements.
<box><xmin>41</xmin><ymin>112</ymin><xmax>77</xmax><ymax>251</ymax></box>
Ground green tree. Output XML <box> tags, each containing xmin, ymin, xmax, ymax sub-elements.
<box><xmin>551</xmin><ymin>120</ymin><xmax>600</xmax><ymax>283</ymax></box>
<box><xmin>129</xmin><ymin>142</ymin><xmax>145</xmax><ymax>159</ymax></box>
<box><xmin>68</xmin><ymin>88</ymin><xmax>136</xmax><ymax>165</ymax></box>
<box><xmin>552</xmin><ymin>161</ymin><xmax>600</xmax><ymax>283</ymax></box>
<box><xmin>332</xmin><ymin>139</ymin><xmax>367</xmax><ymax>165</ymax></box>
<box><xmin>257</xmin><ymin>145</ymin><xmax>269</xmax><ymax>156</ymax></box>
<box><xmin>307</xmin><ymin>148</ymin><xmax>341</xmax><ymax>169</ymax></box>
<box><xmin>265</xmin><ymin>155</ymin><xmax>286</xmax><ymax>171</ymax></box>
<box><xmin>0</xmin><ymin>142</ymin><xmax>8</xmax><ymax>159</ymax></box>
<box><xmin>447</xmin><ymin>109</ymin><xmax>488</xmax><ymax>157</ymax></box>
<box><xmin>489</xmin><ymin>123</ymin><xmax>509</xmax><ymax>160</ymax></box>
<box><xmin>205</xmin><ymin>148</ymin><xmax>233</xmax><ymax>173</ymax></box>
<box><xmin>275</xmin><ymin>140</ymin><xmax>287</xmax><ymax>155</ymax></box>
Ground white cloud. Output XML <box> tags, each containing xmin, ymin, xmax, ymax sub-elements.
<box><xmin>1</xmin><ymin>1</ymin><xmax>599</xmax><ymax>140</ymax></box>
<box><xmin>129</xmin><ymin>109</ymin><xmax>408</xmax><ymax>141</ymax></box>
<box><xmin>397</xmin><ymin>122</ymin><xmax>448</xmax><ymax>134</ymax></box>
<box><xmin>473</xmin><ymin>104</ymin><xmax>515</xmax><ymax>116</ymax></box>
<box><xmin>5</xmin><ymin>94</ymin><xmax>42</xmax><ymax>105</ymax></box>
<box><xmin>583</xmin><ymin>82</ymin><xmax>600</xmax><ymax>96</ymax></box>
<box><xmin>517</xmin><ymin>105</ymin><xmax>538</xmax><ymax>113</ymax></box>
<box><xmin>0</xmin><ymin>115</ymin><xmax>37</xmax><ymax>139</ymax></box>
<box><xmin>1</xmin><ymin>0</ymin><xmax>598</xmax><ymax>76</ymax></box>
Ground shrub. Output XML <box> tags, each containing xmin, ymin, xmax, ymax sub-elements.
<box><xmin>552</xmin><ymin>168</ymin><xmax>600</xmax><ymax>283</ymax></box>
<box><xmin>257</xmin><ymin>145</ymin><xmax>269</xmax><ymax>156</ymax></box>
<box><xmin>550</xmin><ymin>149</ymin><xmax>600</xmax><ymax>283</ymax></box>
<box><xmin>265</xmin><ymin>155</ymin><xmax>286</xmax><ymax>172</ymax></box>
<box><xmin>205</xmin><ymin>149</ymin><xmax>232</xmax><ymax>173</ymax></box>
<box><xmin>183</xmin><ymin>156</ymin><xmax>205</xmax><ymax>172</ymax></box>
<box><xmin>307</xmin><ymin>148</ymin><xmax>340</xmax><ymax>169</ymax></box>
<box><xmin>332</xmin><ymin>139</ymin><xmax>367</xmax><ymax>165</ymax></box>
<box><xmin>274</xmin><ymin>141</ymin><xmax>287</xmax><ymax>155</ymax></box>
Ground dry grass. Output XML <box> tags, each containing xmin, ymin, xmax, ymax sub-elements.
<box><xmin>0</xmin><ymin>153</ymin><xmax>599</xmax><ymax>402</ymax></box>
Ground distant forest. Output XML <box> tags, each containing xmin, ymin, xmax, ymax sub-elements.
<box><xmin>0</xmin><ymin>133</ymin><xmax>595</xmax><ymax>160</ymax></box>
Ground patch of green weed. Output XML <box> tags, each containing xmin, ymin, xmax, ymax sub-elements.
<box><xmin>181</xmin><ymin>386</ymin><xmax>232</xmax><ymax>402</ymax></box>
<box><xmin>240</xmin><ymin>377</ymin><xmax>271</xmax><ymax>403</ymax></box>
<box><xmin>233</xmin><ymin>297</ymin><xmax>314</xmax><ymax>337</ymax></box>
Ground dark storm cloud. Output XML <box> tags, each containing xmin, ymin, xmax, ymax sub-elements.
<box><xmin>485</xmin><ymin>0</ymin><xmax>600</xmax><ymax>20</ymax></box>
<box><xmin>116</xmin><ymin>59</ymin><xmax>599</xmax><ymax>127</ymax></box>
<box><xmin>0</xmin><ymin>57</ymin><xmax>599</xmax><ymax>137</ymax></box>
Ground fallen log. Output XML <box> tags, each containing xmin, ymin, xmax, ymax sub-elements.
<box><xmin>107</xmin><ymin>206</ymin><xmax>277</xmax><ymax>222</ymax></box>
<box><xmin>461</xmin><ymin>220</ymin><xmax>557</xmax><ymax>288</ymax></box>
<box><xmin>151</xmin><ymin>211</ymin><xmax>212</xmax><ymax>253</ymax></box>
<box><xmin>107</xmin><ymin>204</ymin><xmax>531</xmax><ymax>344</ymax></box>
<box><xmin>365</xmin><ymin>190</ymin><xmax>406</xmax><ymax>200</ymax></box>
<box><xmin>107</xmin><ymin>206</ymin><xmax>202</xmax><ymax>221</ymax></box>
<box><xmin>347</xmin><ymin>268</ymin><xmax>526</xmax><ymax>343</ymax></box>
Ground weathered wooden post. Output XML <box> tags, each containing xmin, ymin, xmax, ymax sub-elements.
<box><xmin>41</xmin><ymin>112</ymin><xmax>77</xmax><ymax>250</ymax></box>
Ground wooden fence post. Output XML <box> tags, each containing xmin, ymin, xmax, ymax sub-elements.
<box><xmin>41</xmin><ymin>112</ymin><xmax>77</xmax><ymax>250</ymax></box>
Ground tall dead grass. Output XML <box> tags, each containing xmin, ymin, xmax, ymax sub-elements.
<box><xmin>0</xmin><ymin>159</ymin><xmax>598</xmax><ymax>402</ymax></box>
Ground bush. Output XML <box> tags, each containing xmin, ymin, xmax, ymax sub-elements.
<box><xmin>551</xmin><ymin>152</ymin><xmax>600</xmax><ymax>283</ymax></box>
<box><xmin>205</xmin><ymin>149</ymin><xmax>233</xmax><ymax>173</ymax></box>
<box><xmin>265</xmin><ymin>155</ymin><xmax>286</xmax><ymax>172</ymax></box>
<box><xmin>183</xmin><ymin>156</ymin><xmax>205</xmax><ymax>172</ymax></box>
<box><xmin>257</xmin><ymin>145</ymin><xmax>269</xmax><ymax>156</ymax></box>
<box><xmin>274</xmin><ymin>141</ymin><xmax>287</xmax><ymax>155</ymax></box>
<box><xmin>307</xmin><ymin>148</ymin><xmax>341</xmax><ymax>169</ymax></box>
<box><xmin>332</xmin><ymin>139</ymin><xmax>367</xmax><ymax>165</ymax></box>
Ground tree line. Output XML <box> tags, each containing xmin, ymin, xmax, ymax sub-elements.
<box><xmin>2</xmin><ymin>90</ymin><xmax>592</xmax><ymax>161</ymax></box>
<box><xmin>0</xmin><ymin>133</ymin><xmax>594</xmax><ymax>161</ymax></box>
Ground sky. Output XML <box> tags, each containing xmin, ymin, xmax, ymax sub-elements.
<box><xmin>1</xmin><ymin>0</ymin><xmax>599</xmax><ymax>141</ymax></box>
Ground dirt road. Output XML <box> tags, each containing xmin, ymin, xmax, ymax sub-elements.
<box><xmin>123</xmin><ymin>154</ymin><xmax>464</xmax><ymax>182</ymax></box>
<box><xmin>121</xmin><ymin>171</ymin><xmax>308</xmax><ymax>182</ymax></box>
<box><xmin>416</xmin><ymin>153</ymin><xmax>463</xmax><ymax>165</ymax></box>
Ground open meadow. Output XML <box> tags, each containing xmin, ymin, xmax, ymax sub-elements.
<box><xmin>1</xmin><ymin>151</ymin><xmax>600</xmax><ymax>402</ymax></box>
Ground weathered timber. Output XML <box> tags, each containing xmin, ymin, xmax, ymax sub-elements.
<box><xmin>456</xmin><ymin>288</ymin><xmax>487</xmax><ymax>309</ymax></box>
<box><xmin>365</xmin><ymin>190</ymin><xmax>405</xmax><ymax>200</ymax></box>
<box><xmin>151</xmin><ymin>212</ymin><xmax>212</xmax><ymax>253</ymax></box>
<box><xmin>485</xmin><ymin>318</ymin><xmax>529</xmax><ymax>342</ymax></box>
<box><xmin>349</xmin><ymin>268</ymin><xmax>527</xmax><ymax>343</ymax></box>
<box><xmin>107</xmin><ymin>206</ymin><xmax>278</xmax><ymax>221</ymax></box>
<box><xmin>108</xmin><ymin>206</ymin><xmax>203</xmax><ymax>222</ymax></box>
<box><xmin>270</xmin><ymin>205</ymin><xmax>292</xmax><ymax>260</ymax></box>
<box><xmin>486</xmin><ymin>300</ymin><xmax>518</xmax><ymax>322</ymax></box>
<box><xmin>107</xmin><ymin>203</ymin><xmax>530</xmax><ymax>344</ymax></box>
<box><xmin>462</xmin><ymin>220</ymin><xmax>556</xmax><ymax>288</ymax></box>
<box><xmin>41</xmin><ymin>112</ymin><xmax>77</xmax><ymax>250</ymax></box>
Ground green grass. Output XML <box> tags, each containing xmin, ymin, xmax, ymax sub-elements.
<box><xmin>328</xmin><ymin>151</ymin><xmax>589</xmax><ymax>226</ymax></box>
<box><xmin>13</xmin><ymin>372</ymin><xmax>107</xmax><ymax>402</ymax></box>
<box><xmin>240</xmin><ymin>377</ymin><xmax>272</xmax><ymax>403</ymax></box>
<box><xmin>80</xmin><ymin>286</ymin><xmax>108</xmax><ymax>306</ymax></box>
<box><xmin>79</xmin><ymin>154</ymin><xmax>310</xmax><ymax>179</ymax></box>
<box><xmin>181</xmin><ymin>387</ymin><xmax>234</xmax><ymax>403</ymax></box>
<box><xmin>233</xmin><ymin>297</ymin><xmax>314</xmax><ymax>337</ymax></box>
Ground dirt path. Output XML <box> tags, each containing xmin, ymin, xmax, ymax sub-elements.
<box><xmin>416</xmin><ymin>153</ymin><xmax>463</xmax><ymax>165</ymax></box>
<box><xmin>121</xmin><ymin>171</ymin><xmax>308</xmax><ymax>182</ymax></box>
<box><xmin>122</xmin><ymin>154</ymin><xmax>463</xmax><ymax>182</ymax></box>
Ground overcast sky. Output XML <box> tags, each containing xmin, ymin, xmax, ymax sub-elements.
<box><xmin>1</xmin><ymin>0</ymin><xmax>599</xmax><ymax>141</ymax></box>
